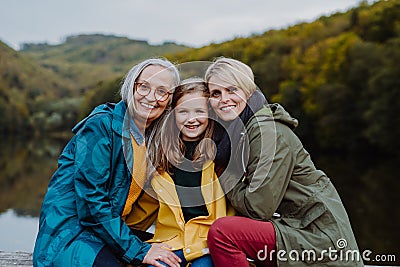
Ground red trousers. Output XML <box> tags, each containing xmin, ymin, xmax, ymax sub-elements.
<box><xmin>207</xmin><ymin>216</ymin><xmax>277</xmax><ymax>267</ymax></box>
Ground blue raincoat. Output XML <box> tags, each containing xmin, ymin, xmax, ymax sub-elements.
<box><xmin>33</xmin><ymin>101</ymin><xmax>152</xmax><ymax>266</ymax></box>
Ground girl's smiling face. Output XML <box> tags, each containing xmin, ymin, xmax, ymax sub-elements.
<box><xmin>174</xmin><ymin>91</ymin><xmax>209</xmax><ymax>141</ymax></box>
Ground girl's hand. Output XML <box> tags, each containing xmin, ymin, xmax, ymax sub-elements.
<box><xmin>142</xmin><ymin>243</ymin><xmax>181</xmax><ymax>267</ymax></box>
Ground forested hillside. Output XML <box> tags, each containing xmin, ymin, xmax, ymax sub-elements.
<box><xmin>0</xmin><ymin>35</ymin><xmax>189</xmax><ymax>134</ymax></box>
<box><xmin>166</xmin><ymin>0</ymin><xmax>400</xmax><ymax>154</ymax></box>
<box><xmin>1</xmin><ymin>0</ymin><xmax>399</xmax><ymax>155</ymax></box>
<box><xmin>21</xmin><ymin>34</ymin><xmax>188</xmax><ymax>91</ymax></box>
<box><xmin>0</xmin><ymin>41</ymin><xmax>75</xmax><ymax>133</ymax></box>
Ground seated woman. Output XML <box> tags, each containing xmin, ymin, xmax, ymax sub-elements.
<box><xmin>33</xmin><ymin>58</ymin><xmax>182</xmax><ymax>267</ymax></box>
<box><xmin>204</xmin><ymin>57</ymin><xmax>362</xmax><ymax>267</ymax></box>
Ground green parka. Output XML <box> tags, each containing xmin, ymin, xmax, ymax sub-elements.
<box><xmin>226</xmin><ymin>103</ymin><xmax>363</xmax><ymax>266</ymax></box>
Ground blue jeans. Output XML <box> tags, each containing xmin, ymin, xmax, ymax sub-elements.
<box><xmin>92</xmin><ymin>246</ymin><xmax>124</xmax><ymax>267</ymax></box>
<box><xmin>148</xmin><ymin>249</ymin><xmax>213</xmax><ymax>267</ymax></box>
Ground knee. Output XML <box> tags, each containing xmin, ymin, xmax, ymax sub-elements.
<box><xmin>208</xmin><ymin>217</ymin><xmax>234</xmax><ymax>245</ymax></box>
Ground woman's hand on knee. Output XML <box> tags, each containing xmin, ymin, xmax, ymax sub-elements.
<box><xmin>143</xmin><ymin>243</ymin><xmax>181</xmax><ymax>267</ymax></box>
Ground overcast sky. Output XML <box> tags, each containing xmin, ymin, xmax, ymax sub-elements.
<box><xmin>1</xmin><ymin>0</ymin><xmax>369</xmax><ymax>50</ymax></box>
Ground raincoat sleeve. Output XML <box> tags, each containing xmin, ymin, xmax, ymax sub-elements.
<box><xmin>227</xmin><ymin>120</ymin><xmax>295</xmax><ymax>220</ymax></box>
<box><xmin>73</xmin><ymin>114</ymin><xmax>150</xmax><ymax>264</ymax></box>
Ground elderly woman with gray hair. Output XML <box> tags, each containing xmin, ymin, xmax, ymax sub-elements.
<box><xmin>33</xmin><ymin>58</ymin><xmax>182</xmax><ymax>267</ymax></box>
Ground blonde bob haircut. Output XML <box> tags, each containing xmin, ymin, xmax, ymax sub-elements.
<box><xmin>205</xmin><ymin>57</ymin><xmax>257</xmax><ymax>98</ymax></box>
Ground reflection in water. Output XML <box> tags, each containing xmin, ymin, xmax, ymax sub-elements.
<box><xmin>0</xmin><ymin>135</ymin><xmax>398</xmax><ymax>262</ymax></box>
<box><xmin>0</xmin><ymin>135</ymin><xmax>67</xmax><ymax>252</ymax></box>
<box><xmin>0</xmin><ymin>135</ymin><xmax>67</xmax><ymax>217</ymax></box>
<box><xmin>315</xmin><ymin>152</ymin><xmax>400</xmax><ymax>262</ymax></box>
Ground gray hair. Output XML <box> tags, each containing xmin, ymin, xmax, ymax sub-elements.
<box><xmin>120</xmin><ymin>58</ymin><xmax>180</xmax><ymax>181</ymax></box>
<box><xmin>120</xmin><ymin>57</ymin><xmax>180</xmax><ymax>104</ymax></box>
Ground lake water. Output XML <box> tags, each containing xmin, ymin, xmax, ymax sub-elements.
<box><xmin>0</xmin><ymin>135</ymin><xmax>63</xmax><ymax>252</ymax></box>
<box><xmin>0</xmin><ymin>135</ymin><xmax>398</xmax><ymax>264</ymax></box>
<box><xmin>0</xmin><ymin>209</ymin><xmax>38</xmax><ymax>252</ymax></box>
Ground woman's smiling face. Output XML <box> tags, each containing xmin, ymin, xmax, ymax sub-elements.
<box><xmin>132</xmin><ymin>65</ymin><xmax>174</xmax><ymax>128</ymax></box>
<box><xmin>208</xmin><ymin>76</ymin><xmax>248</xmax><ymax>121</ymax></box>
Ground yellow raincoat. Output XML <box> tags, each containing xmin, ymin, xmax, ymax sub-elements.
<box><xmin>149</xmin><ymin>161</ymin><xmax>234</xmax><ymax>261</ymax></box>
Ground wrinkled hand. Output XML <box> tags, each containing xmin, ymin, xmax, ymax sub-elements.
<box><xmin>142</xmin><ymin>243</ymin><xmax>181</xmax><ymax>267</ymax></box>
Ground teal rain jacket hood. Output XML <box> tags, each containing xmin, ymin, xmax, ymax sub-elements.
<box><xmin>33</xmin><ymin>101</ymin><xmax>151</xmax><ymax>266</ymax></box>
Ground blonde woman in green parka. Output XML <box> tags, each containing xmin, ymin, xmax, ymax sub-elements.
<box><xmin>205</xmin><ymin>57</ymin><xmax>363</xmax><ymax>267</ymax></box>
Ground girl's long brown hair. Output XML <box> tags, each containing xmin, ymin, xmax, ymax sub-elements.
<box><xmin>157</xmin><ymin>77</ymin><xmax>215</xmax><ymax>174</ymax></box>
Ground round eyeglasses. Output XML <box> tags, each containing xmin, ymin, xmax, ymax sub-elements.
<box><xmin>134</xmin><ymin>81</ymin><xmax>172</xmax><ymax>102</ymax></box>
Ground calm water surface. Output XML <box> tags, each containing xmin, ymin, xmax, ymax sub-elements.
<box><xmin>0</xmin><ymin>209</ymin><xmax>38</xmax><ymax>252</ymax></box>
<box><xmin>0</xmin><ymin>135</ymin><xmax>398</xmax><ymax>264</ymax></box>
